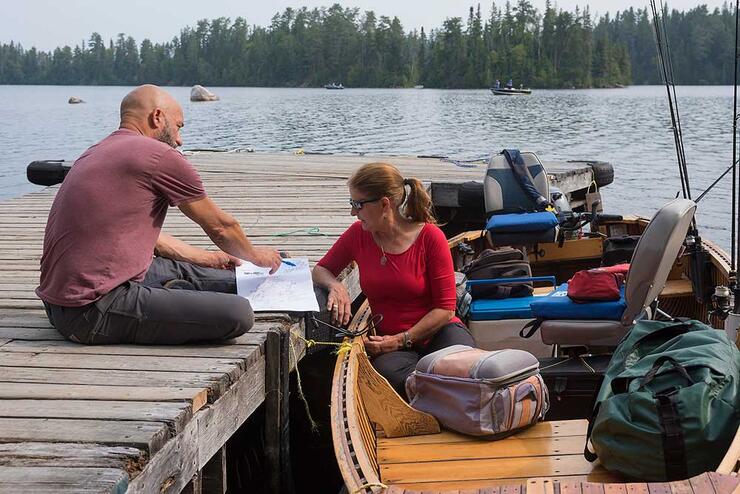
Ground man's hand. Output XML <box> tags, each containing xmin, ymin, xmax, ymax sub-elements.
<box><xmin>251</xmin><ymin>247</ymin><xmax>282</xmax><ymax>274</ymax></box>
<box><xmin>199</xmin><ymin>251</ymin><xmax>242</xmax><ymax>269</ymax></box>
<box><xmin>365</xmin><ymin>334</ymin><xmax>403</xmax><ymax>358</ymax></box>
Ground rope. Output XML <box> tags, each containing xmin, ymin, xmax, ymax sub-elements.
<box><xmin>441</xmin><ymin>157</ymin><xmax>487</xmax><ymax>168</ymax></box>
<box><xmin>288</xmin><ymin>330</ymin><xmax>319</xmax><ymax>433</ymax></box>
<box><xmin>351</xmin><ymin>482</ymin><xmax>388</xmax><ymax>493</ymax></box>
<box><xmin>273</xmin><ymin>227</ymin><xmax>328</xmax><ymax>237</ymax></box>
<box><xmin>335</xmin><ymin>340</ymin><xmax>354</xmax><ymax>357</ymax></box>
<box><xmin>285</xmin><ymin>330</ymin><xmax>358</xmax><ymax>436</ymax></box>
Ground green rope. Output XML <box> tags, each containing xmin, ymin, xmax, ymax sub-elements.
<box><xmin>273</xmin><ymin>226</ymin><xmax>328</xmax><ymax>237</ymax></box>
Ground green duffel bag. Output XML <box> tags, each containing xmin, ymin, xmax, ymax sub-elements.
<box><xmin>584</xmin><ymin>319</ymin><xmax>739</xmax><ymax>481</ymax></box>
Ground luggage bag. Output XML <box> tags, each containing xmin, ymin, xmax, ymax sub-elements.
<box><xmin>406</xmin><ymin>345</ymin><xmax>549</xmax><ymax>437</ymax></box>
<box><xmin>538</xmin><ymin>355</ymin><xmax>611</xmax><ymax>420</ymax></box>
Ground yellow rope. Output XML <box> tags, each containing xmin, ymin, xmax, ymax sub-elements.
<box><xmin>351</xmin><ymin>482</ymin><xmax>388</xmax><ymax>493</ymax></box>
<box><xmin>335</xmin><ymin>340</ymin><xmax>354</xmax><ymax>357</ymax></box>
<box><xmin>291</xmin><ymin>330</ymin><xmax>353</xmax><ymax>355</ymax></box>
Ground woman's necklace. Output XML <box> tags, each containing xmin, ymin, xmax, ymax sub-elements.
<box><xmin>376</xmin><ymin>233</ymin><xmax>388</xmax><ymax>266</ymax></box>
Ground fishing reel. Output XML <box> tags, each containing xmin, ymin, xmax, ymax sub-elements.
<box><xmin>710</xmin><ymin>285</ymin><xmax>734</xmax><ymax>321</ymax></box>
<box><xmin>557</xmin><ymin>204</ymin><xmax>623</xmax><ymax>235</ymax></box>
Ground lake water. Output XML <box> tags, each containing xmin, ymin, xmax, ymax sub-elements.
<box><xmin>0</xmin><ymin>84</ymin><xmax>736</xmax><ymax>252</ymax></box>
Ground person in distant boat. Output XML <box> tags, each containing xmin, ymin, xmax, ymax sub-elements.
<box><xmin>494</xmin><ymin>79</ymin><xmax>501</xmax><ymax>89</ymax></box>
<box><xmin>506</xmin><ymin>79</ymin><xmax>513</xmax><ymax>89</ymax></box>
<box><xmin>36</xmin><ymin>84</ymin><xmax>282</xmax><ymax>345</ymax></box>
<box><xmin>312</xmin><ymin>162</ymin><xmax>475</xmax><ymax>399</ymax></box>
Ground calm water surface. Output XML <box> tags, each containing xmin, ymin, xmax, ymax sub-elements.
<box><xmin>0</xmin><ymin>85</ymin><xmax>735</xmax><ymax>251</ymax></box>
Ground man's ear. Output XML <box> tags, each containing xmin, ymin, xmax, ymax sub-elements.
<box><xmin>150</xmin><ymin>108</ymin><xmax>164</xmax><ymax>129</ymax></box>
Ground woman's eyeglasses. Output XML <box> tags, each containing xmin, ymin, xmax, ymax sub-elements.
<box><xmin>349</xmin><ymin>197</ymin><xmax>381</xmax><ymax>209</ymax></box>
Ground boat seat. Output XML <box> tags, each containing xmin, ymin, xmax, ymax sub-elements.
<box><xmin>484</xmin><ymin>151</ymin><xmax>558</xmax><ymax>246</ymax></box>
<box><xmin>535</xmin><ymin>198</ymin><xmax>697</xmax><ymax>348</ymax></box>
<box><xmin>468</xmin><ymin>276</ymin><xmax>557</xmax><ymax>321</ymax></box>
<box><xmin>466</xmin><ymin>277</ymin><xmax>558</xmax><ymax>357</ymax></box>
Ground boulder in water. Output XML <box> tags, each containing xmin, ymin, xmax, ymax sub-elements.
<box><xmin>190</xmin><ymin>85</ymin><xmax>219</xmax><ymax>102</ymax></box>
<box><xmin>68</xmin><ymin>96</ymin><xmax>85</xmax><ymax>104</ymax></box>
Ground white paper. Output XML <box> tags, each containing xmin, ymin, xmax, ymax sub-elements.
<box><xmin>235</xmin><ymin>258</ymin><xmax>319</xmax><ymax>312</ymax></box>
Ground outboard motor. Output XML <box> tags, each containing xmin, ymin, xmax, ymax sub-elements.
<box><xmin>549</xmin><ymin>186</ymin><xmax>571</xmax><ymax>215</ymax></box>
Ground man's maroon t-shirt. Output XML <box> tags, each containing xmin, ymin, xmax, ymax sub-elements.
<box><xmin>36</xmin><ymin>129</ymin><xmax>206</xmax><ymax>307</ymax></box>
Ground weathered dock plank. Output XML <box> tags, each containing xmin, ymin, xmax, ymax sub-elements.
<box><xmin>0</xmin><ymin>442</ymin><xmax>143</xmax><ymax>470</ymax></box>
<box><xmin>0</xmin><ymin>418</ymin><xmax>170</xmax><ymax>453</ymax></box>
<box><xmin>0</xmin><ymin>383</ymin><xmax>207</xmax><ymax>412</ymax></box>
<box><xmin>0</xmin><ymin>466</ymin><xmax>129</xmax><ymax>494</ymax></box>
<box><xmin>0</xmin><ymin>400</ymin><xmax>193</xmax><ymax>431</ymax></box>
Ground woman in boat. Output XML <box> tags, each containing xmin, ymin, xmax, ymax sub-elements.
<box><xmin>312</xmin><ymin>162</ymin><xmax>475</xmax><ymax>399</ymax></box>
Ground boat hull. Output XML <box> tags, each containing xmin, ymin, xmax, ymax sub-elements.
<box><xmin>491</xmin><ymin>88</ymin><xmax>532</xmax><ymax>95</ymax></box>
<box><xmin>330</xmin><ymin>220</ymin><xmax>738</xmax><ymax>492</ymax></box>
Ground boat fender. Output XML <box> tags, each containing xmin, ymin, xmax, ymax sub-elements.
<box><xmin>27</xmin><ymin>160</ymin><xmax>70</xmax><ymax>186</ymax></box>
<box><xmin>587</xmin><ymin>161</ymin><xmax>614</xmax><ymax>188</ymax></box>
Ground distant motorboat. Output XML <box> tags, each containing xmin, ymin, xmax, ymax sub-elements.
<box><xmin>491</xmin><ymin>87</ymin><xmax>532</xmax><ymax>95</ymax></box>
<box><xmin>324</xmin><ymin>82</ymin><xmax>345</xmax><ymax>90</ymax></box>
<box><xmin>414</xmin><ymin>85</ymin><xmax>424</xmax><ymax>89</ymax></box>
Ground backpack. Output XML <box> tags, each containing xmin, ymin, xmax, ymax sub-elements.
<box><xmin>406</xmin><ymin>345</ymin><xmax>549</xmax><ymax>437</ymax></box>
<box><xmin>461</xmin><ymin>248</ymin><xmax>533</xmax><ymax>300</ymax></box>
<box><xmin>454</xmin><ymin>272</ymin><xmax>472</xmax><ymax>319</ymax></box>
<box><xmin>601</xmin><ymin>235</ymin><xmax>640</xmax><ymax>267</ymax></box>
<box><xmin>585</xmin><ymin>319</ymin><xmax>740</xmax><ymax>481</ymax></box>
<box><xmin>567</xmin><ymin>268</ymin><xmax>625</xmax><ymax>302</ymax></box>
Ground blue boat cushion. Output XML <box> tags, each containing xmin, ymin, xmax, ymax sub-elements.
<box><xmin>530</xmin><ymin>283</ymin><xmax>626</xmax><ymax>321</ymax></box>
<box><xmin>469</xmin><ymin>295</ymin><xmax>536</xmax><ymax>321</ymax></box>
<box><xmin>486</xmin><ymin>211</ymin><xmax>559</xmax><ymax>233</ymax></box>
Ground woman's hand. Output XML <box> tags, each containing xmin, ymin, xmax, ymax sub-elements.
<box><xmin>326</xmin><ymin>281</ymin><xmax>352</xmax><ymax>326</ymax></box>
<box><xmin>365</xmin><ymin>334</ymin><xmax>403</xmax><ymax>358</ymax></box>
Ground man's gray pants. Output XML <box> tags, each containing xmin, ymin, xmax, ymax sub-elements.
<box><xmin>43</xmin><ymin>257</ymin><xmax>254</xmax><ymax>345</ymax></box>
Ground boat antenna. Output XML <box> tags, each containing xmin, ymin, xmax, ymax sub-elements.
<box><xmin>649</xmin><ymin>0</ymin><xmax>693</xmax><ymax>202</ymax></box>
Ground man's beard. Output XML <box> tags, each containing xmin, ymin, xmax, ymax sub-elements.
<box><xmin>155</xmin><ymin>127</ymin><xmax>178</xmax><ymax>149</ymax></box>
<box><xmin>155</xmin><ymin>119</ymin><xmax>178</xmax><ymax>148</ymax></box>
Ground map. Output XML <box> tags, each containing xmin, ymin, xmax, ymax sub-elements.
<box><xmin>235</xmin><ymin>258</ymin><xmax>320</xmax><ymax>312</ymax></box>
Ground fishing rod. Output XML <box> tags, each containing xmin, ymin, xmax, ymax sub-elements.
<box><xmin>699</xmin><ymin>0</ymin><xmax>740</xmax><ymax>334</ymax></box>
<box><xmin>649</xmin><ymin>0</ymin><xmax>716</xmax><ymax>306</ymax></box>
<box><xmin>649</xmin><ymin>0</ymin><xmax>693</xmax><ymax>202</ymax></box>
<box><xmin>733</xmin><ymin>0</ymin><xmax>740</xmax><ymax>312</ymax></box>
<box><xmin>731</xmin><ymin>0</ymin><xmax>740</xmax><ymax>323</ymax></box>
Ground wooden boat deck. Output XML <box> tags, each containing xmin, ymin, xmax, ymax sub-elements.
<box><xmin>0</xmin><ymin>152</ymin><xmax>601</xmax><ymax>492</ymax></box>
<box><xmin>378</xmin><ymin>420</ymin><xmax>618</xmax><ymax>490</ymax></box>
<box><xmin>378</xmin><ymin>420</ymin><xmax>740</xmax><ymax>493</ymax></box>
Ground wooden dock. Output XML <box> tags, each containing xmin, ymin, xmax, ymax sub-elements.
<box><xmin>0</xmin><ymin>152</ymin><xmax>598</xmax><ymax>493</ymax></box>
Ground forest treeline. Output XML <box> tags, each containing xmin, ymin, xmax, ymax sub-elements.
<box><xmin>0</xmin><ymin>2</ymin><xmax>736</xmax><ymax>89</ymax></box>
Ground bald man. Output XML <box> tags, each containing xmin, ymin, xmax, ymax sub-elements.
<box><xmin>36</xmin><ymin>85</ymin><xmax>282</xmax><ymax>345</ymax></box>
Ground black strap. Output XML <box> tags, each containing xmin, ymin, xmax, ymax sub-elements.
<box><xmin>656</xmin><ymin>390</ymin><xmax>688</xmax><ymax>480</ymax></box>
<box><xmin>640</xmin><ymin>356</ymin><xmax>695</xmax><ymax>389</ymax></box>
<box><xmin>583</xmin><ymin>401</ymin><xmax>601</xmax><ymax>462</ymax></box>
<box><xmin>501</xmin><ymin>149</ymin><xmax>550</xmax><ymax>211</ymax></box>
<box><xmin>519</xmin><ymin>319</ymin><xmax>542</xmax><ymax>338</ymax></box>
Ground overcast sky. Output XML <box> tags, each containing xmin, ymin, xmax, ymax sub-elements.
<box><xmin>2</xmin><ymin>0</ymin><xmax>730</xmax><ymax>52</ymax></box>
